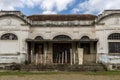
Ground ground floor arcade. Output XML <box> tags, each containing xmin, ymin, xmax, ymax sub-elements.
<box><xmin>27</xmin><ymin>39</ymin><xmax>97</xmax><ymax>65</ymax></box>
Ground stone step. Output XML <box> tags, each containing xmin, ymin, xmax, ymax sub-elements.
<box><xmin>21</xmin><ymin>64</ymin><xmax>106</xmax><ymax>71</ymax></box>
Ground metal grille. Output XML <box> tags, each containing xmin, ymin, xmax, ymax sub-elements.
<box><xmin>35</xmin><ymin>36</ymin><xmax>43</xmax><ymax>40</ymax></box>
<box><xmin>1</xmin><ymin>33</ymin><xmax>18</xmax><ymax>40</ymax></box>
<box><xmin>108</xmin><ymin>33</ymin><xmax>120</xmax><ymax>40</ymax></box>
<box><xmin>109</xmin><ymin>42</ymin><xmax>120</xmax><ymax>53</ymax></box>
<box><xmin>81</xmin><ymin>36</ymin><xmax>90</xmax><ymax>40</ymax></box>
<box><xmin>53</xmin><ymin>35</ymin><xmax>71</xmax><ymax>40</ymax></box>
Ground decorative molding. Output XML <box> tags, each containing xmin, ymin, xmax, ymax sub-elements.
<box><xmin>0</xmin><ymin>29</ymin><xmax>20</xmax><ymax>31</ymax></box>
<box><xmin>0</xmin><ymin>18</ymin><xmax>16</xmax><ymax>27</ymax></box>
<box><xmin>31</xmin><ymin>21</ymin><xmax>94</xmax><ymax>26</ymax></box>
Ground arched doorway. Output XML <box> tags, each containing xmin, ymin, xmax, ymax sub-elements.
<box><xmin>27</xmin><ymin>36</ymin><xmax>44</xmax><ymax>64</ymax></box>
<box><xmin>80</xmin><ymin>36</ymin><xmax>90</xmax><ymax>54</ymax></box>
<box><xmin>53</xmin><ymin>35</ymin><xmax>72</xmax><ymax>64</ymax></box>
<box><xmin>80</xmin><ymin>36</ymin><xmax>97</xmax><ymax>64</ymax></box>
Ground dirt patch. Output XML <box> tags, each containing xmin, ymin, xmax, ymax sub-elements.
<box><xmin>0</xmin><ymin>74</ymin><xmax>119</xmax><ymax>80</ymax></box>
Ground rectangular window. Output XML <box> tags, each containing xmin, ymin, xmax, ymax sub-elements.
<box><xmin>109</xmin><ymin>42</ymin><xmax>120</xmax><ymax>53</ymax></box>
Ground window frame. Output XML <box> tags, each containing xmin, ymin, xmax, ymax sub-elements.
<box><xmin>34</xmin><ymin>36</ymin><xmax>43</xmax><ymax>40</ymax></box>
<box><xmin>53</xmin><ymin>35</ymin><xmax>71</xmax><ymax>41</ymax></box>
<box><xmin>1</xmin><ymin>33</ymin><xmax>18</xmax><ymax>40</ymax></box>
<box><xmin>108</xmin><ymin>33</ymin><xmax>120</xmax><ymax>53</ymax></box>
<box><xmin>108</xmin><ymin>33</ymin><xmax>120</xmax><ymax>40</ymax></box>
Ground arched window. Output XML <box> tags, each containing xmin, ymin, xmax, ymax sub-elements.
<box><xmin>108</xmin><ymin>33</ymin><xmax>120</xmax><ymax>40</ymax></box>
<box><xmin>81</xmin><ymin>36</ymin><xmax>90</xmax><ymax>40</ymax></box>
<box><xmin>108</xmin><ymin>33</ymin><xmax>120</xmax><ymax>53</ymax></box>
<box><xmin>1</xmin><ymin>33</ymin><xmax>18</xmax><ymax>40</ymax></box>
<box><xmin>53</xmin><ymin>35</ymin><xmax>71</xmax><ymax>40</ymax></box>
<box><xmin>34</xmin><ymin>36</ymin><xmax>43</xmax><ymax>40</ymax></box>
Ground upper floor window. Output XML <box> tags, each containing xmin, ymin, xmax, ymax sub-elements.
<box><xmin>53</xmin><ymin>35</ymin><xmax>71</xmax><ymax>40</ymax></box>
<box><xmin>1</xmin><ymin>33</ymin><xmax>18</xmax><ymax>40</ymax></box>
<box><xmin>108</xmin><ymin>33</ymin><xmax>120</xmax><ymax>40</ymax></box>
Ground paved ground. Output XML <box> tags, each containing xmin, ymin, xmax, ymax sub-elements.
<box><xmin>0</xmin><ymin>74</ymin><xmax>119</xmax><ymax>80</ymax></box>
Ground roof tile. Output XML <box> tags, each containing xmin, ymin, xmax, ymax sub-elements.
<box><xmin>27</xmin><ymin>14</ymin><xmax>97</xmax><ymax>21</ymax></box>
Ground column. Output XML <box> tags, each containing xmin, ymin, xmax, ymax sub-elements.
<box><xmin>72</xmin><ymin>42</ymin><xmax>76</xmax><ymax>64</ymax></box>
<box><xmin>31</xmin><ymin>42</ymin><xmax>35</xmax><ymax>64</ymax></box>
<box><xmin>90</xmin><ymin>42</ymin><xmax>96</xmax><ymax>63</ymax></box>
<box><xmin>47</xmin><ymin>42</ymin><xmax>53</xmax><ymax>64</ymax></box>
<box><xmin>90</xmin><ymin>42</ymin><xmax>94</xmax><ymax>54</ymax></box>
<box><xmin>44</xmin><ymin>42</ymin><xmax>47</xmax><ymax>65</ymax></box>
<box><xmin>77</xmin><ymin>42</ymin><xmax>84</xmax><ymax>65</ymax></box>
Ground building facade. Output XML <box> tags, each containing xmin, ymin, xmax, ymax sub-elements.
<box><xmin>0</xmin><ymin>10</ymin><xmax>120</xmax><ymax>65</ymax></box>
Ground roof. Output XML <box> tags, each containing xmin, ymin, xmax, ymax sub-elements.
<box><xmin>105</xmin><ymin>9</ymin><xmax>120</xmax><ymax>11</ymax></box>
<box><xmin>27</xmin><ymin>14</ymin><xmax>97</xmax><ymax>21</ymax></box>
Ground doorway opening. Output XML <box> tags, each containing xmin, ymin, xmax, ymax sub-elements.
<box><xmin>27</xmin><ymin>42</ymin><xmax>44</xmax><ymax>64</ymax></box>
<box><xmin>80</xmin><ymin>43</ymin><xmax>90</xmax><ymax>54</ymax></box>
<box><xmin>34</xmin><ymin>43</ymin><xmax>44</xmax><ymax>64</ymax></box>
<box><xmin>53</xmin><ymin>43</ymin><xmax>72</xmax><ymax>64</ymax></box>
<box><xmin>80</xmin><ymin>42</ymin><xmax>96</xmax><ymax>64</ymax></box>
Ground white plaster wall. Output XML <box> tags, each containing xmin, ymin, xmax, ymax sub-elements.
<box><xmin>18</xmin><ymin>30</ymin><xmax>29</xmax><ymax>53</ymax></box>
<box><xmin>0</xmin><ymin>16</ymin><xmax>29</xmax><ymax>54</ymax></box>
<box><xmin>0</xmin><ymin>41</ymin><xmax>19</xmax><ymax>54</ymax></box>
<box><xmin>0</xmin><ymin>53</ymin><xmax>26</xmax><ymax>63</ymax></box>
<box><xmin>29</xmin><ymin>26</ymin><xmax>95</xmax><ymax>40</ymax></box>
<box><xmin>96</xmin><ymin>28</ymin><xmax>108</xmax><ymax>54</ymax></box>
<box><xmin>0</xmin><ymin>16</ymin><xmax>29</xmax><ymax>63</ymax></box>
<box><xmin>0</xmin><ymin>16</ymin><xmax>25</xmax><ymax>27</ymax></box>
<box><xmin>99</xmin><ymin>15</ymin><xmax>120</xmax><ymax>25</ymax></box>
<box><xmin>96</xmin><ymin>15</ymin><xmax>120</xmax><ymax>55</ymax></box>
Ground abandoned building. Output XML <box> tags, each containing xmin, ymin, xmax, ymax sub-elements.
<box><xmin>0</xmin><ymin>10</ymin><xmax>120</xmax><ymax>67</ymax></box>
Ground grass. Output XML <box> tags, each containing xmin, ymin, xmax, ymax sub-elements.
<box><xmin>0</xmin><ymin>71</ymin><xmax>77</xmax><ymax>76</ymax></box>
<box><xmin>0</xmin><ymin>71</ymin><xmax>120</xmax><ymax>76</ymax></box>
<box><xmin>84</xmin><ymin>71</ymin><xmax>120</xmax><ymax>75</ymax></box>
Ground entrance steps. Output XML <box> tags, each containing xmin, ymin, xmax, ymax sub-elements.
<box><xmin>0</xmin><ymin>63</ymin><xmax>13</xmax><ymax>69</ymax></box>
<box><xmin>21</xmin><ymin>63</ymin><xmax>106</xmax><ymax>71</ymax></box>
